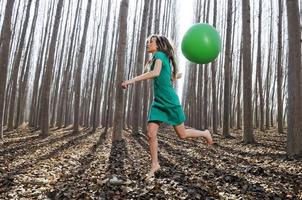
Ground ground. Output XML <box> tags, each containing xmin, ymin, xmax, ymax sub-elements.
<box><xmin>0</xmin><ymin>125</ymin><xmax>301</xmax><ymax>199</ymax></box>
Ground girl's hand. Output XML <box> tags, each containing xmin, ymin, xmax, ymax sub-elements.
<box><xmin>172</xmin><ymin>72</ymin><xmax>182</xmax><ymax>83</ymax></box>
<box><xmin>121</xmin><ymin>80</ymin><xmax>130</xmax><ymax>89</ymax></box>
<box><xmin>176</xmin><ymin>72</ymin><xmax>182</xmax><ymax>79</ymax></box>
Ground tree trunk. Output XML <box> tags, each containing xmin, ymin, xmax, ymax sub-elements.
<box><xmin>73</xmin><ymin>0</ymin><xmax>92</xmax><ymax>134</ymax></box>
<box><xmin>211</xmin><ymin>0</ymin><xmax>218</xmax><ymax>134</ymax></box>
<box><xmin>223</xmin><ymin>0</ymin><xmax>232</xmax><ymax>138</ymax></box>
<box><xmin>277</xmin><ymin>0</ymin><xmax>284</xmax><ymax>133</ymax></box>
<box><xmin>15</xmin><ymin>0</ymin><xmax>40</xmax><ymax>128</ymax></box>
<box><xmin>242</xmin><ymin>0</ymin><xmax>255</xmax><ymax>143</ymax></box>
<box><xmin>29</xmin><ymin>2</ymin><xmax>54</xmax><ymax>128</ymax></box>
<box><xmin>237</xmin><ymin>43</ymin><xmax>243</xmax><ymax>130</ymax></box>
<box><xmin>0</xmin><ymin>0</ymin><xmax>16</xmax><ymax>140</ymax></box>
<box><xmin>7</xmin><ymin>0</ymin><xmax>33</xmax><ymax>131</ymax></box>
<box><xmin>92</xmin><ymin>0</ymin><xmax>111</xmax><ymax>132</ymax></box>
<box><xmin>256</xmin><ymin>0</ymin><xmax>264</xmax><ymax>131</ymax></box>
<box><xmin>132</xmin><ymin>0</ymin><xmax>151</xmax><ymax>135</ymax></box>
<box><xmin>286</xmin><ymin>0</ymin><xmax>302</xmax><ymax>157</ymax></box>
<box><xmin>203</xmin><ymin>65</ymin><xmax>208</xmax><ymax>129</ymax></box>
<box><xmin>40</xmin><ymin>0</ymin><xmax>64</xmax><ymax>137</ymax></box>
<box><xmin>265</xmin><ymin>0</ymin><xmax>273</xmax><ymax>130</ymax></box>
<box><xmin>57</xmin><ymin>0</ymin><xmax>81</xmax><ymax>129</ymax></box>
<box><xmin>51</xmin><ymin>0</ymin><xmax>71</xmax><ymax>128</ymax></box>
<box><xmin>112</xmin><ymin>0</ymin><xmax>129</xmax><ymax>141</ymax></box>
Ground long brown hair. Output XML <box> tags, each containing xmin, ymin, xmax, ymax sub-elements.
<box><xmin>148</xmin><ymin>35</ymin><xmax>178</xmax><ymax>80</ymax></box>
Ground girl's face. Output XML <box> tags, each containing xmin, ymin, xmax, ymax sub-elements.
<box><xmin>146</xmin><ymin>37</ymin><xmax>158</xmax><ymax>53</ymax></box>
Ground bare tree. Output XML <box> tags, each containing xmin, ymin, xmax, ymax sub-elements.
<box><xmin>286</xmin><ymin>0</ymin><xmax>302</xmax><ymax>157</ymax></box>
<box><xmin>256</xmin><ymin>0</ymin><xmax>264</xmax><ymax>131</ymax></box>
<box><xmin>29</xmin><ymin>1</ymin><xmax>54</xmax><ymax>128</ymax></box>
<box><xmin>132</xmin><ymin>0</ymin><xmax>151</xmax><ymax>135</ymax></box>
<box><xmin>113</xmin><ymin>0</ymin><xmax>130</xmax><ymax>141</ymax></box>
<box><xmin>73</xmin><ymin>0</ymin><xmax>92</xmax><ymax>133</ymax></box>
<box><xmin>40</xmin><ymin>0</ymin><xmax>64</xmax><ymax>137</ymax></box>
<box><xmin>57</xmin><ymin>0</ymin><xmax>81</xmax><ymax>129</ymax></box>
<box><xmin>211</xmin><ymin>0</ymin><xmax>218</xmax><ymax>134</ymax></box>
<box><xmin>7</xmin><ymin>0</ymin><xmax>33</xmax><ymax>131</ymax></box>
<box><xmin>223</xmin><ymin>0</ymin><xmax>233</xmax><ymax>138</ymax></box>
<box><xmin>277</xmin><ymin>0</ymin><xmax>284</xmax><ymax>133</ymax></box>
<box><xmin>15</xmin><ymin>0</ymin><xmax>40</xmax><ymax>128</ymax></box>
<box><xmin>242</xmin><ymin>0</ymin><xmax>255</xmax><ymax>143</ymax></box>
<box><xmin>265</xmin><ymin>0</ymin><xmax>273</xmax><ymax>130</ymax></box>
<box><xmin>236</xmin><ymin>43</ymin><xmax>243</xmax><ymax>130</ymax></box>
<box><xmin>91</xmin><ymin>0</ymin><xmax>111</xmax><ymax>132</ymax></box>
<box><xmin>0</xmin><ymin>0</ymin><xmax>16</xmax><ymax>140</ymax></box>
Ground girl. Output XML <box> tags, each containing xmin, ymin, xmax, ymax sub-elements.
<box><xmin>121</xmin><ymin>35</ymin><xmax>214</xmax><ymax>179</ymax></box>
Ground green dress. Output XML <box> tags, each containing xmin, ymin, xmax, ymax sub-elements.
<box><xmin>148</xmin><ymin>51</ymin><xmax>186</xmax><ymax>126</ymax></box>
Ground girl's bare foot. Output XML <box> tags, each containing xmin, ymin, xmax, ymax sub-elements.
<box><xmin>145</xmin><ymin>163</ymin><xmax>160</xmax><ymax>180</ymax></box>
<box><xmin>205</xmin><ymin>130</ymin><xmax>214</xmax><ymax>145</ymax></box>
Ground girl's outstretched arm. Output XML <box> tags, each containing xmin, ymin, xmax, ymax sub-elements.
<box><xmin>121</xmin><ymin>59</ymin><xmax>162</xmax><ymax>89</ymax></box>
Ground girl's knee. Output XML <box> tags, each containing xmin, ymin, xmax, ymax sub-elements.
<box><xmin>147</xmin><ymin>122</ymin><xmax>159</xmax><ymax>141</ymax></box>
<box><xmin>173</xmin><ymin>124</ymin><xmax>187</xmax><ymax>140</ymax></box>
<box><xmin>147</xmin><ymin>131</ymin><xmax>157</xmax><ymax>141</ymax></box>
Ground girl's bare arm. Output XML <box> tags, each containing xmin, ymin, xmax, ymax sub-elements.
<box><xmin>122</xmin><ymin>59</ymin><xmax>162</xmax><ymax>88</ymax></box>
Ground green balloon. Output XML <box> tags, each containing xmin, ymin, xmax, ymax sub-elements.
<box><xmin>181</xmin><ymin>23</ymin><xmax>221</xmax><ymax>64</ymax></box>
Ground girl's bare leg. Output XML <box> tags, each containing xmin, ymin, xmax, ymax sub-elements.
<box><xmin>146</xmin><ymin>122</ymin><xmax>161</xmax><ymax>177</ymax></box>
<box><xmin>173</xmin><ymin>123</ymin><xmax>213</xmax><ymax>144</ymax></box>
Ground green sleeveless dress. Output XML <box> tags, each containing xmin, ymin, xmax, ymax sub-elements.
<box><xmin>148</xmin><ymin>51</ymin><xmax>186</xmax><ymax>126</ymax></box>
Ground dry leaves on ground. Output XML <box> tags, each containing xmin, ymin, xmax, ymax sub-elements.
<box><xmin>0</xmin><ymin>126</ymin><xmax>301</xmax><ymax>199</ymax></box>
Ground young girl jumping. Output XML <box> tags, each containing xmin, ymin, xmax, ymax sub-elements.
<box><xmin>121</xmin><ymin>35</ymin><xmax>213</xmax><ymax>179</ymax></box>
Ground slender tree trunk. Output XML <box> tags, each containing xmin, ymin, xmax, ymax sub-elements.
<box><xmin>73</xmin><ymin>0</ymin><xmax>92</xmax><ymax>133</ymax></box>
<box><xmin>15</xmin><ymin>0</ymin><xmax>40</xmax><ymax>128</ymax></box>
<box><xmin>203</xmin><ymin>65</ymin><xmax>208</xmax><ymax>129</ymax></box>
<box><xmin>254</xmin><ymin>75</ymin><xmax>258</xmax><ymax>128</ymax></box>
<box><xmin>29</xmin><ymin>2</ymin><xmax>54</xmax><ymax>128</ymax></box>
<box><xmin>242</xmin><ymin>0</ymin><xmax>255</xmax><ymax>143</ymax></box>
<box><xmin>271</xmin><ymin>71</ymin><xmax>277</xmax><ymax>127</ymax></box>
<box><xmin>0</xmin><ymin>0</ymin><xmax>16</xmax><ymax>140</ymax></box>
<box><xmin>51</xmin><ymin>0</ymin><xmax>71</xmax><ymax>128</ymax></box>
<box><xmin>211</xmin><ymin>0</ymin><xmax>218</xmax><ymax>134</ymax></box>
<box><xmin>256</xmin><ymin>0</ymin><xmax>264</xmax><ymax>131</ymax></box>
<box><xmin>113</xmin><ymin>0</ymin><xmax>129</xmax><ymax>141</ymax></box>
<box><xmin>57</xmin><ymin>0</ymin><xmax>81</xmax><ymax>129</ymax></box>
<box><xmin>277</xmin><ymin>0</ymin><xmax>284</xmax><ymax>133</ymax></box>
<box><xmin>223</xmin><ymin>0</ymin><xmax>232</xmax><ymax>138</ymax></box>
<box><xmin>132</xmin><ymin>0</ymin><xmax>150</xmax><ymax>136</ymax></box>
<box><xmin>7</xmin><ymin>0</ymin><xmax>33</xmax><ymax>131</ymax></box>
<box><xmin>40</xmin><ymin>0</ymin><xmax>64</xmax><ymax>137</ymax></box>
<box><xmin>286</xmin><ymin>0</ymin><xmax>302</xmax><ymax>157</ymax></box>
<box><xmin>237</xmin><ymin>44</ymin><xmax>243</xmax><ymax>130</ymax></box>
<box><xmin>266</xmin><ymin>0</ymin><xmax>273</xmax><ymax>130</ymax></box>
<box><xmin>92</xmin><ymin>0</ymin><xmax>111</xmax><ymax>132</ymax></box>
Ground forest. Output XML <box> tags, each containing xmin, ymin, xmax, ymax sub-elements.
<box><xmin>0</xmin><ymin>0</ymin><xmax>302</xmax><ymax>199</ymax></box>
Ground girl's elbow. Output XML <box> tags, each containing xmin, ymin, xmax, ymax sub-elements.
<box><xmin>154</xmin><ymin>71</ymin><xmax>161</xmax><ymax>77</ymax></box>
<box><xmin>151</xmin><ymin>71</ymin><xmax>160</xmax><ymax>78</ymax></box>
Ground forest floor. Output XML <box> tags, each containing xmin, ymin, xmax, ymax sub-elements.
<box><xmin>0</xmin><ymin>125</ymin><xmax>302</xmax><ymax>200</ymax></box>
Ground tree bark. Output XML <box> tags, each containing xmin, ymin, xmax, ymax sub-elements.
<box><xmin>7</xmin><ymin>0</ymin><xmax>33</xmax><ymax>131</ymax></box>
<box><xmin>223</xmin><ymin>0</ymin><xmax>232</xmax><ymax>138</ymax></box>
<box><xmin>73</xmin><ymin>0</ymin><xmax>92</xmax><ymax>133</ymax></box>
<box><xmin>286</xmin><ymin>0</ymin><xmax>302</xmax><ymax>157</ymax></box>
<box><xmin>113</xmin><ymin>0</ymin><xmax>129</xmax><ymax>141</ymax></box>
<box><xmin>40</xmin><ymin>0</ymin><xmax>64</xmax><ymax>137</ymax></box>
<box><xmin>277</xmin><ymin>0</ymin><xmax>284</xmax><ymax>133</ymax></box>
<box><xmin>132</xmin><ymin>0</ymin><xmax>150</xmax><ymax>135</ymax></box>
<box><xmin>0</xmin><ymin>0</ymin><xmax>16</xmax><ymax>139</ymax></box>
<box><xmin>242</xmin><ymin>0</ymin><xmax>255</xmax><ymax>143</ymax></box>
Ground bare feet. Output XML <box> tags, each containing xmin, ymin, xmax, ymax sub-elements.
<box><xmin>205</xmin><ymin>130</ymin><xmax>214</xmax><ymax>145</ymax></box>
<box><xmin>145</xmin><ymin>163</ymin><xmax>160</xmax><ymax>180</ymax></box>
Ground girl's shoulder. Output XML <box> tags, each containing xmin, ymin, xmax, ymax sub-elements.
<box><xmin>153</xmin><ymin>51</ymin><xmax>168</xmax><ymax>60</ymax></box>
